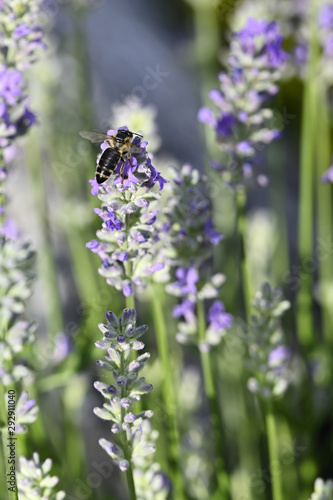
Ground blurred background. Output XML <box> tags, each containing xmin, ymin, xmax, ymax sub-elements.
<box><xmin>5</xmin><ymin>0</ymin><xmax>332</xmax><ymax>499</ymax></box>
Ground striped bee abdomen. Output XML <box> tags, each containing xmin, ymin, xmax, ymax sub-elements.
<box><xmin>96</xmin><ymin>147</ymin><xmax>121</xmax><ymax>184</ymax></box>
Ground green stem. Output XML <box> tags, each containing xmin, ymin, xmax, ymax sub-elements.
<box><xmin>265</xmin><ymin>402</ymin><xmax>283</xmax><ymax>500</ymax></box>
<box><xmin>125</xmin><ymin>294</ymin><xmax>135</xmax><ymax>310</ymax></box>
<box><xmin>296</xmin><ymin>4</ymin><xmax>319</xmax><ymax>348</ymax></box>
<box><xmin>151</xmin><ymin>285</ymin><xmax>185</xmax><ymax>499</ymax></box>
<box><xmin>197</xmin><ymin>299</ymin><xmax>229</xmax><ymax>498</ymax></box>
<box><xmin>236</xmin><ymin>188</ymin><xmax>252</xmax><ymax>319</ymax></box>
<box><xmin>25</xmin><ymin>129</ymin><xmax>64</xmax><ymax>336</ymax></box>
<box><xmin>123</xmin><ymin>437</ymin><xmax>137</xmax><ymax>500</ymax></box>
<box><xmin>120</xmin><ymin>350</ymin><xmax>137</xmax><ymax>500</ymax></box>
<box><xmin>315</xmin><ymin>83</ymin><xmax>333</xmax><ymax>345</ymax></box>
<box><xmin>192</xmin><ymin>2</ymin><xmax>221</xmax><ymax>168</ymax></box>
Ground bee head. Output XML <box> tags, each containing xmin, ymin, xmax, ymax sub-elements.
<box><xmin>116</xmin><ymin>128</ymin><xmax>143</xmax><ymax>140</ymax></box>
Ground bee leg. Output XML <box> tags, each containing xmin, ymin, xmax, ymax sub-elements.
<box><xmin>128</xmin><ymin>156</ymin><xmax>135</xmax><ymax>169</ymax></box>
<box><xmin>120</xmin><ymin>155</ymin><xmax>135</xmax><ymax>179</ymax></box>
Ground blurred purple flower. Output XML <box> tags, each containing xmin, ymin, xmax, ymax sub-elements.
<box><xmin>268</xmin><ymin>345</ymin><xmax>291</xmax><ymax>366</ymax></box>
<box><xmin>208</xmin><ymin>301</ymin><xmax>233</xmax><ymax>331</ymax></box>
<box><xmin>235</xmin><ymin>19</ymin><xmax>287</xmax><ymax>67</ymax></box>
<box><xmin>122</xmin><ymin>281</ymin><xmax>133</xmax><ymax>297</ymax></box>
<box><xmin>0</xmin><ymin>68</ymin><xmax>23</xmax><ymax>105</ymax></box>
<box><xmin>173</xmin><ymin>299</ymin><xmax>196</xmax><ymax>323</ymax></box>
<box><xmin>216</xmin><ymin>113</ymin><xmax>235</xmax><ymax>137</ymax></box>
<box><xmin>318</xmin><ymin>4</ymin><xmax>333</xmax><ymax>30</ymax></box>
<box><xmin>14</xmin><ymin>23</ymin><xmax>32</xmax><ymax>38</ymax></box>
<box><xmin>204</xmin><ymin>220</ymin><xmax>223</xmax><ymax>246</ymax></box>
<box><xmin>174</xmin><ymin>267</ymin><xmax>199</xmax><ymax>295</ymax></box>
<box><xmin>321</xmin><ymin>157</ymin><xmax>333</xmax><ymax>183</ymax></box>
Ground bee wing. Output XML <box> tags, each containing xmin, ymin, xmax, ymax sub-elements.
<box><xmin>79</xmin><ymin>131</ymin><xmax>111</xmax><ymax>143</ymax></box>
<box><xmin>129</xmin><ymin>144</ymin><xmax>143</xmax><ymax>155</ymax></box>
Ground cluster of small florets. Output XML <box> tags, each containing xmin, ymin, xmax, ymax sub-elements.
<box><xmin>94</xmin><ymin>309</ymin><xmax>159</xmax><ymax>474</ymax></box>
<box><xmin>14</xmin><ymin>390</ymin><xmax>39</xmax><ymax>433</ymax></box>
<box><xmin>0</xmin><ymin>219</ymin><xmax>36</xmax><ymax>385</ymax></box>
<box><xmin>132</xmin><ymin>420</ymin><xmax>170</xmax><ymax>500</ymax></box>
<box><xmin>156</xmin><ymin>164</ymin><xmax>232</xmax><ymax>348</ymax></box>
<box><xmin>244</xmin><ymin>282</ymin><xmax>291</xmax><ymax>398</ymax></box>
<box><xmin>198</xmin><ymin>18</ymin><xmax>287</xmax><ymax>187</ymax></box>
<box><xmin>87</xmin><ymin>128</ymin><xmax>167</xmax><ymax>297</ymax></box>
<box><xmin>159</xmin><ymin>164</ymin><xmax>222</xmax><ymax>267</ymax></box>
<box><xmin>17</xmin><ymin>453</ymin><xmax>65</xmax><ymax>500</ymax></box>
<box><xmin>0</xmin><ymin>0</ymin><xmax>46</xmax><ymax>159</ymax></box>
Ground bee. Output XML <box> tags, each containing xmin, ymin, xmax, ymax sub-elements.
<box><xmin>79</xmin><ymin>128</ymin><xmax>143</xmax><ymax>184</ymax></box>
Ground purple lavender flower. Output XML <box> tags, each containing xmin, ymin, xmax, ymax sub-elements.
<box><xmin>198</xmin><ymin>20</ymin><xmax>286</xmax><ymax>187</ymax></box>
<box><xmin>87</xmin><ymin>127</ymin><xmax>166</xmax><ymax>296</ymax></box>
<box><xmin>234</xmin><ymin>19</ymin><xmax>287</xmax><ymax>67</ymax></box>
<box><xmin>113</xmin><ymin>158</ymin><xmax>140</xmax><ymax>188</ymax></box>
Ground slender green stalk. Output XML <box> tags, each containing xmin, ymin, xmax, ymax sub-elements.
<box><xmin>192</xmin><ymin>1</ymin><xmax>221</xmax><ymax>167</ymax></box>
<box><xmin>296</xmin><ymin>4</ymin><xmax>319</xmax><ymax>348</ymax></box>
<box><xmin>197</xmin><ymin>299</ymin><xmax>229</xmax><ymax>498</ymax></box>
<box><xmin>236</xmin><ymin>189</ymin><xmax>252</xmax><ymax>319</ymax></box>
<box><xmin>25</xmin><ymin>129</ymin><xmax>64</xmax><ymax>336</ymax></box>
<box><xmin>151</xmin><ymin>284</ymin><xmax>185</xmax><ymax>499</ymax></box>
<box><xmin>125</xmin><ymin>294</ymin><xmax>135</xmax><ymax>310</ymax></box>
<box><xmin>315</xmin><ymin>83</ymin><xmax>333</xmax><ymax>345</ymax></box>
<box><xmin>268</xmin><ymin>142</ymin><xmax>290</xmax><ymax>289</ymax></box>
<box><xmin>123</xmin><ymin>437</ymin><xmax>137</xmax><ymax>500</ymax></box>
<box><xmin>120</xmin><ymin>350</ymin><xmax>137</xmax><ymax>500</ymax></box>
<box><xmin>265</xmin><ymin>402</ymin><xmax>283</xmax><ymax>500</ymax></box>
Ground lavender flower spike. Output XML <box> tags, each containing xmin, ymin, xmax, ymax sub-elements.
<box><xmin>0</xmin><ymin>0</ymin><xmax>46</xmax><ymax>158</ymax></box>
<box><xmin>245</xmin><ymin>282</ymin><xmax>291</xmax><ymax>399</ymax></box>
<box><xmin>0</xmin><ymin>220</ymin><xmax>36</xmax><ymax>385</ymax></box>
<box><xmin>198</xmin><ymin>19</ymin><xmax>286</xmax><ymax>187</ymax></box>
<box><xmin>94</xmin><ymin>308</ymin><xmax>169</xmax><ymax>498</ymax></box>
<box><xmin>86</xmin><ymin>127</ymin><xmax>167</xmax><ymax>297</ymax></box>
